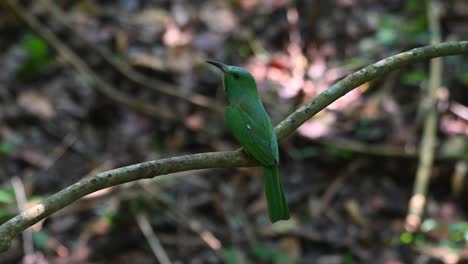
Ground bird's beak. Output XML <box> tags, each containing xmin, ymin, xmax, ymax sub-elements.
<box><xmin>206</xmin><ymin>60</ymin><xmax>229</xmax><ymax>73</ymax></box>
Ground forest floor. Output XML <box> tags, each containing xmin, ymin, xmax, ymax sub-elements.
<box><xmin>0</xmin><ymin>0</ymin><xmax>468</xmax><ymax>263</ymax></box>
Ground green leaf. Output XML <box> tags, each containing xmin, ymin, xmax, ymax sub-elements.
<box><xmin>16</xmin><ymin>34</ymin><xmax>53</xmax><ymax>78</ymax></box>
<box><xmin>0</xmin><ymin>190</ymin><xmax>13</xmax><ymax>204</ymax></box>
<box><xmin>32</xmin><ymin>231</ymin><xmax>49</xmax><ymax>249</ymax></box>
<box><xmin>238</xmin><ymin>44</ymin><xmax>250</xmax><ymax>58</ymax></box>
<box><xmin>151</xmin><ymin>138</ymin><xmax>163</xmax><ymax>151</ymax></box>
<box><xmin>402</xmin><ymin>69</ymin><xmax>426</xmax><ymax>85</ymax></box>
<box><xmin>23</xmin><ymin>34</ymin><xmax>49</xmax><ymax>59</ymax></box>
<box><xmin>404</xmin><ymin>0</ymin><xmax>421</xmax><ymax>11</ymax></box>
<box><xmin>223</xmin><ymin>248</ymin><xmax>238</xmax><ymax>264</ymax></box>
<box><xmin>297</xmin><ymin>147</ymin><xmax>321</xmax><ymax>159</ymax></box>
<box><xmin>343</xmin><ymin>57</ymin><xmax>367</xmax><ymax>69</ymax></box>
<box><xmin>0</xmin><ymin>142</ymin><xmax>15</xmax><ymax>155</ymax></box>
<box><xmin>0</xmin><ymin>210</ymin><xmax>14</xmax><ymax>223</ymax></box>
<box><xmin>400</xmin><ymin>232</ymin><xmax>413</xmax><ymax>244</ymax></box>
<box><xmin>252</xmin><ymin>245</ymin><xmax>277</xmax><ymax>261</ymax></box>
<box><xmin>342</xmin><ymin>252</ymin><xmax>355</xmax><ymax>264</ymax></box>
<box><xmin>376</xmin><ymin>28</ymin><xmax>397</xmax><ymax>46</ymax></box>
<box><xmin>448</xmin><ymin>222</ymin><xmax>468</xmax><ymax>243</ymax></box>
<box><xmin>462</xmin><ymin>67</ymin><xmax>468</xmax><ymax>84</ymax></box>
<box><xmin>223</xmin><ymin>248</ymin><xmax>249</xmax><ymax>264</ymax></box>
<box><xmin>376</xmin><ymin>16</ymin><xmax>398</xmax><ymax>46</ymax></box>
<box><xmin>421</xmin><ymin>218</ymin><xmax>438</xmax><ymax>232</ymax></box>
<box><xmin>404</xmin><ymin>15</ymin><xmax>427</xmax><ymax>36</ymax></box>
<box><xmin>252</xmin><ymin>244</ymin><xmax>291</xmax><ymax>262</ymax></box>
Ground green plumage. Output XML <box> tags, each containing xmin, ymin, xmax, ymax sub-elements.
<box><xmin>207</xmin><ymin>61</ymin><xmax>290</xmax><ymax>223</ymax></box>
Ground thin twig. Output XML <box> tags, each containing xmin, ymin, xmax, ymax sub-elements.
<box><xmin>138</xmin><ymin>182</ymin><xmax>224</xmax><ymax>258</ymax></box>
<box><xmin>405</xmin><ymin>0</ymin><xmax>442</xmax><ymax>232</ymax></box>
<box><xmin>0</xmin><ymin>41</ymin><xmax>467</xmax><ymax>252</ymax></box>
<box><xmin>11</xmin><ymin>176</ymin><xmax>34</xmax><ymax>258</ymax></box>
<box><xmin>42</xmin><ymin>134</ymin><xmax>77</xmax><ymax>170</ymax></box>
<box><xmin>314</xmin><ymin>161</ymin><xmax>364</xmax><ymax>219</ymax></box>
<box><xmin>317</xmin><ymin>137</ymin><xmax>415</xmax><ymax>158</ymax></box>
<box><xmin>135</xmin><ymin>213</ymin><xmax>172</xmax><ymax>264</ymax></box>
<box><xmin>315</xmin><ymin>137</ymin><xmax>466</xmax><ymax>160</ymax></box>
<box><xmin>186</xmin><ymin>219</ymin><xmax>223</xmax><ymax>252</ymax></box>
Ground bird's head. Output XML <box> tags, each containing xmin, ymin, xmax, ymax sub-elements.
<box><xmin>206</xmin><ymin>61</ymin><xmax>257</xmax><ymax>95</ymax></box>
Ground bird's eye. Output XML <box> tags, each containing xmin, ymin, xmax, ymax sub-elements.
<box><xmin>232</xmin><ymin>72</ymin><xmax>240</xmax><ymax>79</ymax></box>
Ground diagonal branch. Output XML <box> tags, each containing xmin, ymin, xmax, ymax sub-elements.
<box><xmin>0</xmin><ymin>42</ymin><xmax>467</xmax><ymax>252</ymax></box>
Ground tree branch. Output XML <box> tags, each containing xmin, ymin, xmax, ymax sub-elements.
<box><xmin>0</xmin><ymin>41</ymin><xmax>467</xmax><ymax>252</ymax></box>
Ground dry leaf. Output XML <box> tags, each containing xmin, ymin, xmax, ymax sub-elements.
<box><xmin>17</xmin><ymin>91</ymin><xmax>55</xmax><ymax>120</ymax></box>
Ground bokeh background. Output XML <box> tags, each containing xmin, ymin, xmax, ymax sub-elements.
<box><xmin>0</xmin><ymin>0</ymin><xmax>468</xmax><ymax>263</ymax></box>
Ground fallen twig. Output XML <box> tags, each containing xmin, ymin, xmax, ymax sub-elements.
<box><xmin>11</xmin><ymin>177</ymin><xmax>34</xmax><ymax>259</ymax></box>
<box><xmin>314</xmin><ymin>161</ymin><xmax>365</xmax><ymax>219</ymax></box>
<box><xmin>135</xmin><ymin>213</ymin><xmax>172</xmax><ymax>264</ymax></box>
<box><xmin>138</xmin><ymin>181</ymin><xmax>224</xmax><ymax>257</ymax></box>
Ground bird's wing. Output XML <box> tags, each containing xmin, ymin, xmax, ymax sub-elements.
<box><xmin>225</xmin><ymin>105</ymin><xmax>278</xmax><ymax>166</ymax></box>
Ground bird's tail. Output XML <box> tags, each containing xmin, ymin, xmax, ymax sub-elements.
<box><xmin>264</xmin><ymin>166</ymin><xmax>290</xmax><ymax>223</ymax></box>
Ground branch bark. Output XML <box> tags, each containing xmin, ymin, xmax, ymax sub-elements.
<box><xmin>0</xmin><ymin>41</ymin><xmax>467</xmax><ymax>252</ymax></box>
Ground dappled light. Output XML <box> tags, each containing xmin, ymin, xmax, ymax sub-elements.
<box><xmin>0</xmin><ymin>0</ymin><xmax>467</xmax><ymax>263</ymax></box>
<box><xmin>23</xmin><ymin>204</ymin><xmax>45</xmax><ymax>221</ymax></box>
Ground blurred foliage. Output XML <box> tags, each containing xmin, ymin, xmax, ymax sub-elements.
<box><xmin>0</xmin><ymin>189</ymin><xmax>14</xmax><ymax>204</ymax></box>
<box><xmin>376</xmin><ymin>16</ymin><xmax>399</xmax><ymax>47</ymax></box>
<box><xmin>463</xmin><ymin>63</ymin><xmax>468</xmax><ymax>84</ymax></box>
<box><xmin>252</xmin><ymin>244</ymin><xmax>292</xmax><ymax>263</ymax></box>
<box><xmin>32</xmin><ymin>230</ymin><xmax>49</xmax><ymax>250</ymax></box>
<box><xmin>0</xmin><ymin>186</ymin><xmax>15</xmax><ymax>224</ymax></box>
<box><xmin>0</xmin><ymin>0</ymin><xmax>467</xmax><ymax>262</ymax></box>
<box><xmin>399</xmin><ymin>219</ymin><xmax>468</xmax><ymax>257</ymax></box>
<box><xmin>223</xmin><ymin>248</ymin><xmax>248</xmax><ymax>264</ymax></box>
<box><xmin>16</xmin><ymin>34</ymin><xmax>53</xmax><ymax>78</ymax></box>
<box><xmin>0</xmin><ymin>141</ymin><xmax>15</xmax><ymax>156</ymax></box>
<box><xmin>362</xmin><ymin>0</ymin><xmax>428</xmax><ymax>56</ymax></box>
<box><xmin>376</xmin><ymin>12</ymin><xmax>428</xmax><ymax>48</ymax></box>
<box><xmin>402</xmin><ymin>69</ymin><xmax>427</xmax><ymax>86</ymax></box>
<box><xmin>290</xmin><ymin>146</ymin><xmax>353</xmax><ymax>160</ymax></box>
<box><xmin>0</xmin><ymin>134</ymin><xmax>21</xmax><ymax>156</ymax></box>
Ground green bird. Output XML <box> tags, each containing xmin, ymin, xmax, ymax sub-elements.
<box><xmin>207</xmin><ymin>61</ymin><xmax>290</xmax><ymax>223</ymax></box>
